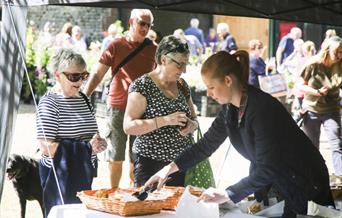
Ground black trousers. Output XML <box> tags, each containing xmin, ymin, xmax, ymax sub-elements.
<box><xmin>133</xmin><ymin>153</ymin><xmax>185</xmax><ymax>188</ymax></box>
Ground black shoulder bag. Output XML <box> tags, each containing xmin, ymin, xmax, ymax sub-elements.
<box><xmin>105</xmin><ymin>38</ymin><xmax>152</xmax><ymax>93</ymax></box>
<box><xmin>79</xmin><ymin>91</ymin><xmax>98</xmax><ymax>177</ymax></box>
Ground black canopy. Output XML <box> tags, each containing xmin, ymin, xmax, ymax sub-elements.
<box><xmin>26</xmin><ymin>0</ymin><xmax>342</xmax><ymax>27</ymax></box>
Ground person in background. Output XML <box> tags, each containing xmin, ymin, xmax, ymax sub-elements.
<box><xmin>276</xmin><ymin>27</ymin><xmax>302</xmax><ymax>68</ymax></box>
<box><xmin>321</xmin><ymin>29</ymin><xmax>337</xmax><ymax>49</ymax></box>
<box><xmin>174</xmin><ymin>29</ymin><xmax>203</xmax><ymax>60</ymax></box>
<box><xmin>216</xmin><ymin>22</ymin><xmax>238</xmax><ymax>54</ymax></box>
<box><xmin>37</xmin><ymin>49</ymin><xmax>107</xmax><ymax>217</ymax></box>
<box><xmin>83</xmin><ymin>9</ymin><xmax>157</xmax><ymax>188</ymax></box>
<box><xmin>291</xmin><ymin>40</ymin><xmax>316</xmax><ymax>121</ymax></box>
<box><xmin>248</xmin><ymin>39</ymin><xmax>266</xmax><ymax>88</ymax></box>
<box><xmin>146</xmin><ymin>29</ymin><xmax>158</xmax><ymax>44</ymax></box>
<box><xmin>123</xmin><ymin>35</ymin><xmax>198</xmax><ymax>187</ymax></box>
<box><xmin>184</xmin><ymin>18</ymin><xmax>205</xmax><ymax>47</ymax></box>
<box><xmin>205</xmin><ymin>28</ymin><xmax>219</xmax><ymax>54</ymax></box>
<box><xmin>300</xmin><ymin>36</ymin><xmax>342</xmax><ymax>176</ymax></box>
<box><xmin>101</xmin><ymin>23</ymin><xmax>119</xmax><ymax>51</ymax></box>
<box><xmin>145</xmin><ymin>50</ymin><xmax>334</xmax><ymax>218</ymax></box>
<box><xmin>71</xmin><ymin>25</ymin><xmax>87</xmax><ymax>53</ymax></box>
<box><xmin>54</xmin><ymin>22</ymin><xmax>73</xmax><ymax>48</ymax></box>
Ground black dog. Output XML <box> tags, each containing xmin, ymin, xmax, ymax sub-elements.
<box><xmin>6</xmin><ymin>154</ymin><xmax>44</xmax><ymax>218</ymax></box>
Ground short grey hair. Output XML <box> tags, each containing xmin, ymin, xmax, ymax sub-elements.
<box><xmin>190</xmin><ymin>18</ymin><xmax>199</xmax><ymax>28</ymax></box>
<box><xmin>50</xmin><ymin>48</ymin><xmax>86</xmax><ymax>73</ymax></box>
<box><xmin>217</xmin><ymin>23</ymin><xmax>229</xmax><ymax>33</ymax></box>
<box><xmin>130</xmin><ymin>9</ymin><xmax>154</xmax><ymax>23</ymax></box>
<box><xmin>155</xmin><ymin>35</ymin><xmax>189</xmax><ymax>65</ymax></box>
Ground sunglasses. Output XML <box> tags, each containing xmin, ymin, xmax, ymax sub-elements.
<box><xmin>137</xmin><ymin>20</ymin><xmax>153</xmax><ymax>28</ymax></box>
<box><xmin>165</xmin><ymin>43</ymin><xmax>189</xmax><ymax>55</ymax></box>
<box><xmin>61</xmin><ymin>71</ymin><xmax>89</xmax><ymax>82</ymax></box>
<box><xmin>166</xmin><ymin>55</ymin><xmax>189</xmax><ymax>69</ymax></box>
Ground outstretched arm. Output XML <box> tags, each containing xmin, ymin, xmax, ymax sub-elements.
<box><xmin>83</xmin><ymin>63</ymin><xmax>109</xmax><ymax>97</ymax></box>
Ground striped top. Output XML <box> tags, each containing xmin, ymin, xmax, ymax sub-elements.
<box><xmin>36</xmin><ymin>91</ymin><xmax>98</xmax><ymax>141</ymax></box>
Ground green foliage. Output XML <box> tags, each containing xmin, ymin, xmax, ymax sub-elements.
<box><xmin>26</xmin><ymin>26</ymin><xmax>36</xmax><ymax>68</ymax></box>
<box><xmin>21</xmin><ymin>25</ymin><xmax>50</xmax><ymax>103</ymax></box>
<box><xmin>35</xmin><ymin>72</ymin><xmax>48</xmax><ymax>97</ymax></box>
<box><xmin>283</xmin><ymin>69</ymin><xmax>295</xmax><ymax>89</ymax></box>
<box><xmin>113</xmin><ymin>20</ymin><xmax>124</xmax><ymax>37</ymax></box>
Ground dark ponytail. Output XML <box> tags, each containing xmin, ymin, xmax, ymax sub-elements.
<box><xmin>233</xmin><ymin>50</ymin><xmax>249</xmax><ymax>88</ymax></box>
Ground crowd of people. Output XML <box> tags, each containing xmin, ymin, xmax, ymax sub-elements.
<box><xmin>31</xmin><ymin>8</ymin><xmax>342</xmax><ymax>218</ymax></box>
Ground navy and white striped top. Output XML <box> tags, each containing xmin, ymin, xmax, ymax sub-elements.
<box><xmin>36</xmin><ymin>91</ymin><xmax>98</xmax><ymax>167</ymax></box>
<box><xmin>36</xmin><ymin>91</ymin><xmax>98</xmax><ymax>141</ymax></box>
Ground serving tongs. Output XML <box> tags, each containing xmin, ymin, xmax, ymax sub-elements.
<box><xmin>132</xmin><ymin>177</ymin><xmax>172</xmax><ymax>201</ymax></box>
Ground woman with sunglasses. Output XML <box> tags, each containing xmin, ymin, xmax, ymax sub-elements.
<box><xmin>144</xmin><ymin>50</ymin><xmax>334</xmax><ymax>217</ymax></box>
<box><xmin>36</xmin><ymin>48</ymin><xmax>107</xmax><ymax>217</ymax></box>
<box><xmin>123</xmin><ymin>35</ymin><xmax>199</xmax><ymax>187</ymax></box>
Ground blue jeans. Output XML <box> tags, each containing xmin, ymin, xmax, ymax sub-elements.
<box><xmin>303</xmin><ymin>111</ymin><xmax>342</xmax><ymax>176</ymax></box>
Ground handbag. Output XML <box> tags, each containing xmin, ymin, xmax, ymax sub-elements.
<box><xmin>178</xmin><ymin>78</ymin><xmax>215</xmax><ymax>188</ymax></box>
<box><xmin>184</xmin><ymin>127</ymin><xmax>216</xmax><ymax>189</ymax></box>
<box><xmin>258</xmin><ymin>73</ymin><xmax>287</xmax><ymax>94</ymax></box>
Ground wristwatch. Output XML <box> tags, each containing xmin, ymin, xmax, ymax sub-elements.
<box><xmin>317</xmin><ymin>89</ymin><xmax>321</xmax><ymax>96</ymax></box>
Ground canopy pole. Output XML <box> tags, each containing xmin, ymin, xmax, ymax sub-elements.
<box><xmin>0</xmin><ymin>0</ymin><xmax>27</xmax><ymax>203</ymax></box>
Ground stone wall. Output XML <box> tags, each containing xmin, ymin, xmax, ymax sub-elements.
<box><xmin>27</xmin><ymin>6</ymin><xmax>213</xmax><ymax>43</ymax></box>
<box><xmin>28</xmin><ymin>6</ymin><xmax>119</xmax><ymax>42</ymax></box>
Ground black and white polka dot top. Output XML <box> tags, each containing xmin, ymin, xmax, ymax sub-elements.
<box><xmin>129</xmin><ymin>74</ymin><xmax>193</xmax><ymax>162</ymax></box>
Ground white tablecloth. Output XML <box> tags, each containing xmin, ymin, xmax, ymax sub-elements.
<box><xmin>47</xmin><ymin>204</ymin><xmax>176</xmax><ymax>218</ymax></box>
<box><xmin>47</xmin><ymin>204</ymin><xmax>265</xmax><ymax>218</ymax></box>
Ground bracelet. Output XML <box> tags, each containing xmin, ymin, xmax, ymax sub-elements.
<box><xmin>154</xmin><ymin>117</ymin><xmax>158</xmax><ymax>129</ymax></box>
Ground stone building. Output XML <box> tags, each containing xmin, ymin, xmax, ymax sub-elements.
<box><xmin>28</xmin><ymin>6</ymin><xmax>119</xmax><ymax>42</ymax></box>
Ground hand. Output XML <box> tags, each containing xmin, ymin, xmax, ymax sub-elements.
<box><xmin>90</xmin><ymin>133</ymin><xmax>107</xmax><ymax>154</ymax></box>
<box><xmin>39</xmin><ymin>140</ymin><xmax>58</xmax><ymax>158</ymax></box>
<box><xmin>178</xmin><ymin>118</ymin><xmax>198</xmax><ymax>136</ymax></box>
<box><xmin>164</xmin><ymin>112</ymin><xmax>188</xmax><ymax>127</ymax></box>
<box><xmin>144</xmin><ymin>163</ymin><xmax>179</xmax><ymax>190</ymax></box>
<box><xmin>318</xmin><ymin>86</ymin><xmax>328</xmax><ymax>96</ymax></box>
<box><xmin>198</xmin><ymin>187</ymin><xmax>231</xmax><ymax>204</ymax></box>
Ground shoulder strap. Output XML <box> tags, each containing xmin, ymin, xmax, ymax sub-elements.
<box><xmin>106</xmin><ymin>38</ymin><xmax>152</xmax><ymax>91</ymax></box>
<box><xmin>178</xmin><ymin>78</ymin><xmax>191</xmax><ymax>100</ymax></box>
<box><xmin>79</xmin><ymin>91</ymin><xmax>94</xmax><ymax>114</ymax></box>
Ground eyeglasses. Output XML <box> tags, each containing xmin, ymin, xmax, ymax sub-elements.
<box><xmin>61</xmin><ymin>71</ymin><xmax>90</xmax><ymax>82</ymax></box>
<box><xmin>166</xmin><ymin>56</ymin><xmax>188</xmax><ymax>69</ymax></box>
<box><xmin>137</xmin><ymin>20</ymin><xmax>153</xmax><ymax>28</ymax></box>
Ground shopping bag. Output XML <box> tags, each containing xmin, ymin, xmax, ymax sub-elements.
<box><xmin>258</xmin><ymin>73</ymin><xmax>287</xmax><ymax>94</ymax></box>
<box><xmin>184</xmin><ymin>127</ymin><xmax>216</xmax><ymax>189</ymax></box>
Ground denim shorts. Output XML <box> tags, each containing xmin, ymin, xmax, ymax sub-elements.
<box><xmin>104</xmin><ymin>108</ymin><xmax>135</xmax><ymax>162</ymax></box>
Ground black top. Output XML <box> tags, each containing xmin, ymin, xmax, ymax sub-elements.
<box><xmin>175</xmin><ymin>85</ymin><xmax>333</xmax><ymax>213</ymax></box>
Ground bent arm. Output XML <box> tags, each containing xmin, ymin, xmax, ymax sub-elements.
<box><xmin>124</xmin><ymin>92</ymin><xmax>188</xmax><ymax>135</ymax></box>
<box><xmin>123</xmin><ymin>92</ymin><xmax>156</xmax><ymax>135</ymax></box>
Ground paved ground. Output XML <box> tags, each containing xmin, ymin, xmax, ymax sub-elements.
<box><xmin>0</xmin><ymin>103</ymin><xmax>334</xmax><ymax>218</ymax></box>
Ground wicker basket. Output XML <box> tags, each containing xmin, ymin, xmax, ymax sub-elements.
<box><xmin>77</xmin><ymin>188</ymin><xmax>165</xmax><ymax>216</ymax></box>
<box><xmin>160</xmin><ymin>186</ymin><xmax>204</xmax><ymax>211</ymax></box>
<box><xmin>162</xmin><ymin>186</ymin><xmax>185</xmax><ymax>210</ymax></box>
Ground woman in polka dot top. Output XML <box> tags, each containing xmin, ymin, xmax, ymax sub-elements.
<box><xmin>124</xmin><ymin>35</ymin><xmax>199</xmax><ymax>187</ymax></box>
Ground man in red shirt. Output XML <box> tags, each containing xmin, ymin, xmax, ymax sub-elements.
<box><xmin>84</xmin><ymin>9</ymin><xmax>157</xmax><ymax>188</ymax></box>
